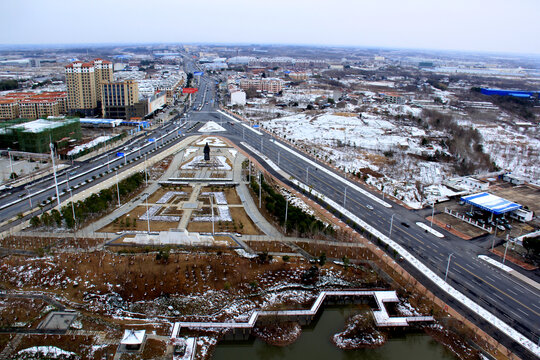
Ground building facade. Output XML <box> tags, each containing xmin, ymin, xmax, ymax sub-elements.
<box><xmin>101</xmin><ymin>80</ymin><xmax>139</xmax><ymax>119</ymax></box>
<box><xmin>65</xmin><ymin>59</ymin><xmax>113</xmax><ymax>116</ymax></box>
<box><xmin>239</xmin><ymin>78</ymin><xmax>283</xmax><ymax>93</ymax></box>
<box><xmin>0</xmin><ymin>92</ymin><xmax>67</xmax><ymax>120</ymax></box>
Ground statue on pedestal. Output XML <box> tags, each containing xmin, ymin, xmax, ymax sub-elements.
<box><xmin>204</xmin><ymin>142</ymin><xmax>210</xmax><ymax>161</ymax></box>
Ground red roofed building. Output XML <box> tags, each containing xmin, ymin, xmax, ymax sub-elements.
<box><xmin>0</xmin><ymin>91</ymin><xmax>67</xmax><ymax>120</ymax></box>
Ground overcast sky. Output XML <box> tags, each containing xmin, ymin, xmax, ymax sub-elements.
<box><xmin>1</xmin><ymin>0</ymin><xmax>539</xmax><ymax>54</ymax></box>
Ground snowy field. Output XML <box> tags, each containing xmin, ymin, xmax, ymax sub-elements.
<box><xmin>67</xmin><ymin>135</ymin><xmax>112</xmax><ymax>156</ymax></box>
<box><xmin>459</xmin><ymin>119</ymin><xmax>540</xmax><ymax>183</ymax></box>
<box><xmin>263</xmin><ymin>111</ymin><xmax>451</xmax><ymax>208</ymax></box>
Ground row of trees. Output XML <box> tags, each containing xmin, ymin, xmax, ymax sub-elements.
<box><xmin>30</xmin><ymin>172</ymin><xmax>145</xmax><ymax>229</ymax></box>
<box><xmin>251</xmin><ymin>175</ymin><xmax>333</xmax><ymax>237</ymax></box>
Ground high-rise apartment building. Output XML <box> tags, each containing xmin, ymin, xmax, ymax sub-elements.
<box><xmin>65</xmin><ymin>59</ymin><xmax>113</xmax><ymax>116</ymax></box>
<box><xmin>101</xmin><ymin>80</ymin><xmax>139</xmax><ymax>119</ymax></box>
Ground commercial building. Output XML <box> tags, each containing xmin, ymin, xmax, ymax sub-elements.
<box><xmin>0</xmin><ymin>118</ymin><xmax>81</xmax><ymax>153</ymax></box>
<box><xmin>101</xmin><ymin>80</ymin><xmax>139</xmax><ymax>119</ymax></box>
<box><xmin>126</xmin><ymin>91</ymin><xmax>167</xmax><ymax>120</ymax></box>
<box><xmin>239</xmin><ymin>78</ymin><xmax>283</xmax><ymax>93</ymax></box>
<box><xmin>65</xmin><ymin>59</ymin><xmax>113</xmax><ymax>116</ymax></box>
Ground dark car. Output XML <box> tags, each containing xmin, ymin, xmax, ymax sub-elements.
<box><xmin>401</xmin><ymin>222</ymin><xmax>410</xmax><ymax>228</ymax></box>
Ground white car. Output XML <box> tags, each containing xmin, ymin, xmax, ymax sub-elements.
<box><xmin>366</xmin><ymin>205</ymin><xmax>374</xmax><ymax>210</ymax></box>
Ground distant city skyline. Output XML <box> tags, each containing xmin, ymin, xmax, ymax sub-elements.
<box><xmin>1</xmin><ymin>0</ymin><xmax>539</xmax><ymax>55</ymax></box>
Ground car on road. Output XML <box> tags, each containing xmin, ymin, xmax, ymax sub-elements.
<box><xmin>366</xmin><ymin>205</ymin><xmax>374</xmax><ymax>210</ymax></box>
<box><xmin>497</xmin><ymin>225</ymin><xmax>505</xmax><ymax>231</ymax></box>
<box><xmin>401</xmin><ymin>222</ymin><xmax>410</xmax><ymax>228</ymax></box>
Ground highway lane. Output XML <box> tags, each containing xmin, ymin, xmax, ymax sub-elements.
<box><xmin>185</xmin><ymin>102</ymin><xmax>540</xmax><ymax>354</ymax></box>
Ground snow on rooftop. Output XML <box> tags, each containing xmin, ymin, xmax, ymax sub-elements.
<box><xmin>121</xmin><ymin>329</ymin><xmax>146</xmax><ymax>345</ymax></box>
<box><xmin>12</xmin><ymin>119</ymin><xmax>69</xmax><ymax>133</ymax></box>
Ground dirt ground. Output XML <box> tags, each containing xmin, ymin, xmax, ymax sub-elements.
<box><xmin>146</xmin><ymin>186</ymin><xmax>191</xmax><ymax>204</ymax></box>
<box><xmin>489</xmin><ymin>183</ymin><xmax>540</xmax><ymax>215</ymax></box>
<box><xmin>0</xmin><ymin>236</ymin><xmax>103</xmax><ymax>251</ymax></box>
<box><xmin>295</xmin><ymin>242</ymin><xmax>372</xmax><ymax>260</ymax></box>
<box><xmin>432</xmin><ymin>213</ymin><xmax>489</xmax><ymax>239</ymax></box>
<box><xmin>0</xmin><ymin>298</ymin><xmax>51</xmax><ymax>328</ymax></box>
<box><xmin>187</xmin><ymin>207</ymin><xmax>262</xmax><ymax>235</ymax></box>
<box><xmin>246</xmin><ymin>241</ymin><xmax>293</xmax><ymax>253</ymax></box>
<box><xmin>200</xmin><ymin>186</ymin><xmax>242</xmax><ymax>205</ymax></box>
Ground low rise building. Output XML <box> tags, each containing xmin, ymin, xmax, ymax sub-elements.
<box><xmin>239</xmin><ymin>78</ymin><xmax>283</xmax><ymax>93</ymax></box>
<box><xmin>0</xmin><ymin>91</ymin><xmax>67</xmax><ymax>120</ymax></box>
<box><xmin>0</xmin><ymin>118</ymin><xmax>81</xmax><ymax>153</ymax></box>
<box><xmin>230</xmin><ymin>90</ymin><xmax>246</xmax><ymax>106</ymax></box>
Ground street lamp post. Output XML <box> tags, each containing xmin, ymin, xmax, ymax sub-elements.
<box><xmin>258</xmin><ymin>172</ymin><xmax>262</xmax><ymax>209</ymax></box>
<box><xmin>389</xmin><ymin>214</ymin><xmax>395</xmax><ymax>239</ymax></box>
<box><xmin>144</xmin><ymin>154</ymin><xmax>148</xmax><ymax>186</ymax></box>
<box><xmin>50</xmin><ymin>143</ymin><xmax>61</xmax><ymax>208</ymax></box>
<box><xmin>115</xmin><ymin>170</ymin><xmax>121</xmax><ymax>207</ymax></box>
<box><xmin>444</xmin><ymin>253</ymin><xmax>454</xmax><ymax>282</ymax></box>
<box><xmin>431</xmin><ymin>201</ymin><xmax>435</xmax><ymax>228</ymax></box>
<box><xmin>26</xmin><ymin>188</ymin><xmax>32</xmax><ymax>209</ymax></box>
<box><xmin>284</xmin><ymin>198</ymin><xmax>288</xmax><ymax>232</ymax></box>
<box><xmin>146</xmin><ymin>195</ymin><xmax>151</xmax><ymax>235</ymax></box>
<box><xmin>210</xmin><ymin>194</ymin><xmax>215</xmax><ymax>235</ymax></box>
<box><xmin>503</xmin><ymin>235</ymin><xmax>510</xmax><ymax>263</ymax></box>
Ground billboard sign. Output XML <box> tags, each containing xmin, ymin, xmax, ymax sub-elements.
<box><xmin>182</xmin><ymin>88</ymin><xmax>198</xmax><ymax>94</ymax></box>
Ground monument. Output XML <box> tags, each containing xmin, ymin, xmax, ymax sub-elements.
<box><xmin>204</xmin><ymin>142</ymin><xmax>210</xmax><ymax>161</ymax></box>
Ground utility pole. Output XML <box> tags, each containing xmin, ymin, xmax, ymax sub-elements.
<box><xmin>50</xmin><ymin>143</ymin><xmax>61</xmax><ymax>208</ymax></box>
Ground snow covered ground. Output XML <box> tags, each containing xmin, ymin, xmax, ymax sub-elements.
<box><xmin>459</xmin><ymin>119</ymin><xmax>540</xmax><ymax>183</ymax></box>
<box><xmin>67</xmin><ymin>135</ymin><xmax>112</xmax><ymax>156</ymax></box>
<box><xmin>199</xmin><ymin>121</ymin><xmax>226</xmax><ymax>132</ymax></box>
<box><xmin>263</xmin><ymin>112</ymin><xmax>450</xmax><ymax>208</ymax></box>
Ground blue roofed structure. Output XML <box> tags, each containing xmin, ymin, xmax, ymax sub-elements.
<box><xmin>461</xmin><ymin>192</ymin><xmax>522</xmax><ymax>215</ymax></box>
<box><xmin>480</xmin><ymin>88</ymin><xmax>539</xmax><ymax>99</ymax></box>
